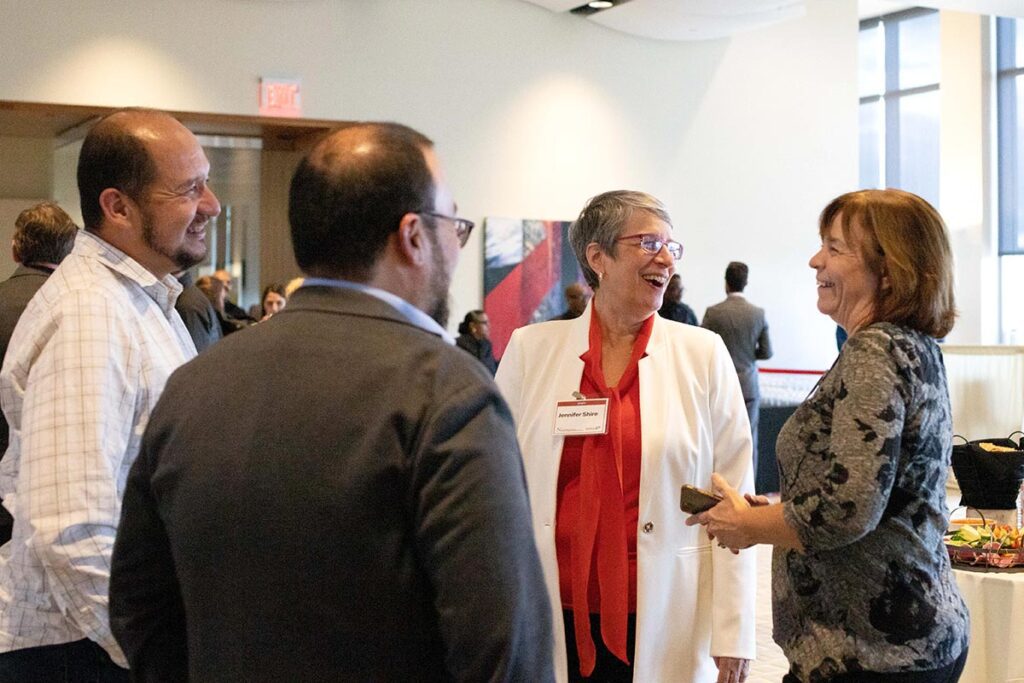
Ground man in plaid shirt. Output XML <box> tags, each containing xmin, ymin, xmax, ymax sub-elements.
<box><xmin>0</xmin><ymin>108</ymin><xmax>220</xmax><ymax>681</ymax></box>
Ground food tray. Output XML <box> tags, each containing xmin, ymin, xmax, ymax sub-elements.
<box><xmin>945</xmin><ymin>543</ymin><xmax>1024</xmax><ymax>568</ymax></box>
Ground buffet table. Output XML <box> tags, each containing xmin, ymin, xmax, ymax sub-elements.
<box><xmin>953</xmin><ymin>567</ymin><xmax>1024</xmax><ymax>682</ymax></box>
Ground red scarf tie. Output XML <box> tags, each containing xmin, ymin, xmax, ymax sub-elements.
<box><xmin>570</xmin><ymin>310</ymin><xmax>652</xmax><ymax>676</ymax></box>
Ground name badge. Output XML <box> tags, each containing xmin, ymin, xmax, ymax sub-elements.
<box><xmin>553</xmin><ymin>399</ymin><xmax>609</xmax><ymax>436</ymax></box>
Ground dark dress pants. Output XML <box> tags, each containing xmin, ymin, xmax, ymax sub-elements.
<box><xmin>563</xmin><ymin>610</ymin><xmax>637</xmax><ymax>683</ymax></box>
<box><xmin>0</xmin><ymin>639</ymin><xmax>129</xmax><ymax>683</ymax></box>
<box><xmin>745</xmin><ymin>394</ymin><xmax>760</xmax><ymax>475</ymax></box>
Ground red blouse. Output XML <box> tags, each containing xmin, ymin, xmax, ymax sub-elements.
<box><xmin>555</xmin><ymin>309</ymin><xmax>653</xmax><ymax>675</ymax></box>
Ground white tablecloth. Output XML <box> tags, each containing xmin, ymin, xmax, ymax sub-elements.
<box><xmin>953</xmin><ymin>567</ymin><xmax>1024</xmax><ymax>683</ymax></box>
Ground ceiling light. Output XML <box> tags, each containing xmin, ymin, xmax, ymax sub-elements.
<box><xmin>571</xmin><ymin>0</ymin><xmax>629</xmax><ymax>15</ymax></box>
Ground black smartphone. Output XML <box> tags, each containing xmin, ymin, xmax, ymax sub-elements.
<box><xmin>679</xmin><ymin>484</ymin><xmax>723</xmax><ymax>514</ymax></box>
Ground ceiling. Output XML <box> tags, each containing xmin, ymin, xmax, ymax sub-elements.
<box><xmin>522</xmin><ymin>0</ymin><xmax>1024</xmax><ymax>37</ymax></box>
<box><xmin>519</xmin><ymin>0</ymin><xmax>807</xmax><ymax>41</ymax></box>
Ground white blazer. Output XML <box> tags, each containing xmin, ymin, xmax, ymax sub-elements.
<box><xmin>495</xmin><ymin>305</ymin><xmax>757</xmax><ymax>683</ymax></box>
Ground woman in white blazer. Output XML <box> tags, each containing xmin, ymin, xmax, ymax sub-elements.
<box><xmin>495</xmin><ymin>191</ymin><xmax>757</xmax><ymax>683</ymax></box>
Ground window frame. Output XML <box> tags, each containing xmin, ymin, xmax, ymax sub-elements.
<box><xmin>997</xmin><ymin>17</ymin><xmax>1024</xmax><ymax>256</ymax></box>
<box><xmin>859</xmin><ymin>7</ymin><xmax>941</xmax><ymax>197</ymax></box>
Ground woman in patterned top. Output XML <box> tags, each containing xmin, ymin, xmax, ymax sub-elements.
<box><xmin>691</xmin><ymin>189</ymin><xmax>969</xmax><ymax>683</ymax></box>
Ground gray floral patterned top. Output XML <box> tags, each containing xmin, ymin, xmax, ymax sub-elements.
<box><xmin>773</xmin><ymin>323</ymin><xmax>969</xmax><ymax>682</ymax></box>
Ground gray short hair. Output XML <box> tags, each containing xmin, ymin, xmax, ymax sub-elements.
<box><xmin>569</xmin><ymin>190</ymin><xmax>672</xmax><ymax>289</ymax></box>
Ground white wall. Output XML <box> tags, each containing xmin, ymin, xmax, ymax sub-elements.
<box><xmin>0</xmin><ymin>0</ymin><xmax>859</xmax><ymax>370</ymax></box>
<box><xmin>939</xmin><ymin>12</ymin><xmax>1000</xmax><ymax>345</ymax></box>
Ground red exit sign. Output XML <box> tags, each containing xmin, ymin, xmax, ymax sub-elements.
<box><xmin>259</xmin><ymin>78</ymin><xmax>302</xmax><ymax>118</ymax></box>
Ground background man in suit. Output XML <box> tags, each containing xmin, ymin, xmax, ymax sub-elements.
<box><xmin>212</xmin><ymin>268</ymin><xmax>255</xmax><ymax>324</ymax></box>
<box><xmin>658</xmin><ymin>273</ymin><xmax>698</xmax><ymax>325</ymax></box>
<box><xmin>456</xmin><ymin>309</ymin><xmax>498</xmax><ymax>375</ymax></box>
<box><xmin>110</xmin><ymin>122</ymin><xmax>554</xmax><ymax>682</ymax></box>
<box><xmin>0</xmin><ymin>202</ymin><xmax>78</xmax><ymax>544</ymax></box>
<box><xmin>552</xmin><ymin>281</ymin><xmax>591</xmax><ymax>320</ymax></box>
<box><xmin>0</xmin><ymin>109</ymin><xmax>219</xmax><ymax>680</ymax></box>
<box><xmin>702</xmin><ymin>261</ymin><xmax>772</xmax><ymax>472</ymax></box>
<box><xmin>174</xmin><ymin>269</ymin><xmax>222</xmax><ymax>352</ymax></box>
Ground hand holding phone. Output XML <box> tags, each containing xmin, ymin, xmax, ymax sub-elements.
<box><xmin>679</xmin><ymin>484</ymin><xmax>723</xmax><ymax>514</ymax></box>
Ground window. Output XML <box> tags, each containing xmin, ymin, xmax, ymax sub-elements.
<box><xmin>859</xmin><ymin>9</ymin><xmax>941</xmax><ymax>208</ymax></box>
<box><xmin>997</xmin><ymin>17</ymin><xmax>1024</xmax><ymax>344</ymax></box>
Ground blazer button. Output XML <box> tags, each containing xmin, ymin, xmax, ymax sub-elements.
<box><xmin>642</xmin><ymin>522</ymin><xmax>654</xmax><ymax>533</ymax></box>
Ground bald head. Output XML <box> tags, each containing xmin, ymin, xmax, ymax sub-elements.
<box><xmin>289</xmin><ymin>122</ymin><xmax>435</xmax><ymax>281</ymax></box>
<box><xmin>565</xmin><ymin>282</ymin><xmax>591</xmax><ymax>316</ymax></box>
<box><xmin>77</xmin><ymin>108</ymin><xmax>192</xmax><ymax>232</ymax></box>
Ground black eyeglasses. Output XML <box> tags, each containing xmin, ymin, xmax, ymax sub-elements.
<box><xmin>420</xmin><ymin>211</ymin><xmax>474</xmax><ymax>248</ymax></box>
<box><xmin>615</xmin><ymin>233</ymin><xmax>684</xmax><ymax>260</ymax></box>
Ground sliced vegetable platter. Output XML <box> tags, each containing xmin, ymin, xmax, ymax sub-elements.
<box><xmin>945</xmin><ymin>523</ymin><xmax>1024</xmax><ymax>568</ymax></box>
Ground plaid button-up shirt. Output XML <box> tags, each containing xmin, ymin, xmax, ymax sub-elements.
<box><xmin>0</xmin><ymin>230</ymin><xmax>195</xmax><ymax>666</ymax></box>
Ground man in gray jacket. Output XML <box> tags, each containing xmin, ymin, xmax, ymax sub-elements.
<box><xmin>702</xmin><ymin>261</ymin><xmax>772</xmax><ymax>472</ymax></box>
<box><xmin>110</xmin><ymin>122</ymin><xmax>554</xmax><ymax>682</ymax></box>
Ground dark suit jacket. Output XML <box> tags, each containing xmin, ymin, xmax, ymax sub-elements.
<box><xmin>0</xmin><ymin>264</ymin><xmax>52</xmax><ymax>373</ymax></box>
<box><xmin>658</xmin><ymin>300</ymin><xmax>698</xmax><ymax>326</ymax></box>
<box><xmin>702</xmin><ymin>294</ymin><xmax>772</xmax><ymax>399</ymax></box>
<box><xmin>110</xmin><ymin>285</ymin><xmax>553</xmax><ymax>682</ymax></box>
<box><xmin>0</xmin><ymin>264</ymin><xmax>53</xmax><ymax>542</ymax></box>
<box><xmin>175</xmin><ymin>271</ymin><xmax>222</xmax><ymax>353</ymax></box>
<box><xmin>455</xmin><ymin>332</ymin><xmax>498</xmax><ymax>375</ymax></box>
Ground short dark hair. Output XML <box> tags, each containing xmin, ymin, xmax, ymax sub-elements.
<box><xmin>289</xmin><ymin>122</ymin><xmax>435</xmax><ymax>281</ymax></box>
<box><xmin>457</xmin><ymin>310</ymin><xmax>486</xmax><ymax>335</ymax></box>
<box><xmin>819</xmin><ymin>189</ymin><xmax>956</xmax><ymax>338</ymax></box>
<box><xmin>77</xmin><ymin>109</ymin><xmax>164</xmax><ymax>232</ymax></box>
<box><xmin>725</xmin><ymin>261</ymin><xmax>748</xmax><ymax>292</ymax></box>
<box><xmin>13</xmin><ymin>202</ymin><xmax>78</xmax><ymax>265</ymax></box>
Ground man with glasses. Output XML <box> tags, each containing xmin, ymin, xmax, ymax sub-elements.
<box><xmin>456</xmin><ymin>309</ymin><xmax>498</xmax><ymax>375</ymax></box>
<box><xmin>110</xmin><ymin>122</ymin><xmax>554</xmax><ymax>682</ymax></box>
<box><xmin>702</xmin><ymin>261</ymin><xmax>773</xmax><ymax>477</ymax></box>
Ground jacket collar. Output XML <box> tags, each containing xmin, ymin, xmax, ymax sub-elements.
<box><xmin>9</xmin><ymin>264</ymin><xmax>54</xmax><ymax>279</ymax></box>
<box><xmin>278</xmin><ymin>284</ymin><xmax>448</xmax><ymax>340</ymax></box>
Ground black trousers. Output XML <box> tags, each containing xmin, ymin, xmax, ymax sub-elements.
<box><xmin>0</xmin><ymin>639</ymin><xmax>129</xmax><ymax>683</ymax></box>
<box><xmin>563</xmin><ymin>610</ymin><xmax>637</xmax><ymax>682</ymax></box>
<box><xmin>783</xmin><ymin>647</ymin><xmax>969</xmax><ymax>683</ymax></box>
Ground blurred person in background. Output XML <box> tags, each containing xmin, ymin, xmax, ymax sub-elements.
<box><xmin>259</xmin><ymin>283</ymin><xmax>287</xmax><ymax>321</ymax></box>
<box><xmin>0</xmin><ymin>201</ymin><xmax>78</xmax><ymax>544</ymax></box>
<box><xmin>213</xmin><ymin>268</ymin><xmax>255</xmax><ymax>323</ymax></box>
<box><xmin>552</xmin><ymin>282</ymin><xmax>591</xmax><ymax>321</ymax></box>
<box><xmin>456</xmin><ymin>309</ymin><xmax>497</xmax><ymax>375</ymax></box>
<box><xmin>657</xmin><ymin>273</ymin><xmax>697</xmax><ymax>325</ymax></box>
<box><xmin>702</xmin><ymin>261</ymin><xmax>772</xmax><ymax>473</ymax></box>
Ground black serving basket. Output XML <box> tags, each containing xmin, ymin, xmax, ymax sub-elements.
<box><xmin>951</xmin><ymin>432</ymin><xmax>1024</xmax><ymax>510</ymax></box>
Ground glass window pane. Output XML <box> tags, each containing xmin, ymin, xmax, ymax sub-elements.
<box><xmin>898</xmin><ymin>12</ymin><xmax>940</xmax><ymax>90</ymax></box>
<box><xmin>896</xmin><ymin>90</ymin><xmax>940</xmax><ymax>207</ymax></box>
<box><xmin>997</xmin><ymin>17</ymin><xmax>1019</xmax><ymax>70</ymax></box>
<box><xmin>1002</xmin><ymin>73</ymin><xmax>1024</xmax><ymax>254</ymax></box>
<box><xmin>859</xmin><ymin>101</ymin><xmax>882</xmax><ymax>189</ymax></box>
<box><xmin>859</xmin><ymin>23</ymin><xmax>883</xmax><ymax>97</ymax></box>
